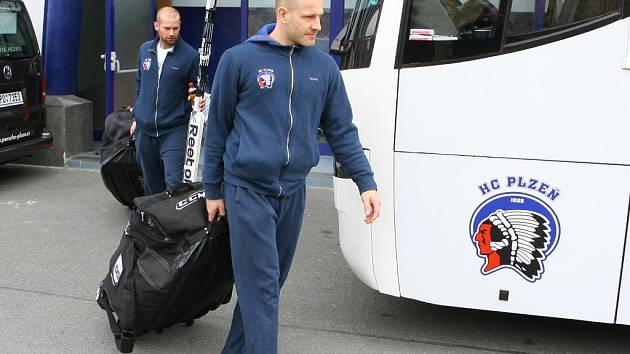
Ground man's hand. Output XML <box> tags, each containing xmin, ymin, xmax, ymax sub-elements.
<box><xmin>360</xmin><ymin>190</ymin><xmax>381</xmax><ymax>224</ymax></box>
<box><xmin>129</xmin><ymin>120</ymin><xmax>136</xmax><ymax>137</ymax></box>
<box><xmin>206</xmin><ymin>198</ymin><xmax>226</xmax><ymax>222</ymax></box>
<box><xmin>188</xmin><ymin>85</ymin><xmax>207</xmax><ymax>111</ymax></box>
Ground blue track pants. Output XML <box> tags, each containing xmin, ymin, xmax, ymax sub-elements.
<box><xmin>135</xmin><ymin>127</ymin><xmax>187</xmax><ymax>195</ymax></box>
<box><xmin>222</xmin><ymin>183</ymin><xmax>306</xmax><ymax>354</ymax></box>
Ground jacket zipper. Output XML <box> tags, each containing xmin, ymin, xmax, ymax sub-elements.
<box><xmin>154</xmin><ymin>51</ymin><xmax>168</xmax><ymax>137</ymax></box>
<box><xmin>278</xmin><ymin>46</ymin><xmax>295</xmax><ymax>197</ymax></box>
<box><xmin>154</xmin><ymin>74</ymin><xmax>161</xmax><ymax>137</ymax></box>
<box><xmin>286</xmin><ymin>46</ymin><xmax>295</xmax><ymax>166</ymax></box>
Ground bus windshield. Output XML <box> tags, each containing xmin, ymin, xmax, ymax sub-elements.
<box><xmin>332</xmin><ymin>0</ymin><xmax>382</xmax><ymax>69</ymax></box>
<box><xmin>346</xmin><ymin>0</ymin><xmax>380</xmax><ymax>41</ymax></box>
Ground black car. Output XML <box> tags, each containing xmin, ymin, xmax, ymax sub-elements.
<box><xmin>0</xmin><ymin>0</ymin><xmax>51</xmax><ymax>164</ymax></box>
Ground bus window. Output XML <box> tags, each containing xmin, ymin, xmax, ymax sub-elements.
<box><xmin>332</xmin><ymin>0</ymin><xmax>383</xmax><ymax>70</ymax></box>
<box><xmin>507</xmin><ymin>0</ymin><xmax>621</xmax><ymax>42</ymax></box>
<box><xmin>399</xmin><ymin>0</ymin><xmax>507</xmax><ymax>66</ymax></box>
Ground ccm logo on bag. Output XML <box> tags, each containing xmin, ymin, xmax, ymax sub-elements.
<box><xmin>176</xmin><ymin>191</ymin><xmax>206</xmax><ymax>210</ymax></box>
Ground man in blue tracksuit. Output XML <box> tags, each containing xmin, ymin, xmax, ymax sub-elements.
<box><xmin>203</xmin><ymin>0</ymin><xmax>381</xmax><ymax>352</ymax></box>
<box><xmin>131</xmin><ymin>7</ymin><xmax>200</xmax><ymax>195</ymax></box>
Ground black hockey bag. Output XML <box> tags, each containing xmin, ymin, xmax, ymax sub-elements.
<box><xmin>100</xmin><ymin>110</ymin><xmax>143</xmax><ymax>207</ymax></box>
<box><xmin>96</xmin><ymin>183</ymin><xmax>234</xmax><ymax>353</ymax></box>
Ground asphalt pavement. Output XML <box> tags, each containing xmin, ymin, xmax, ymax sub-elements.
<box><xmin>1</xmin><ymin>164</ymin><xmax>630</xmax><ymax>353</ymax></box>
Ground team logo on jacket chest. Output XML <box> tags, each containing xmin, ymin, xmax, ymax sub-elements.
<box><xmin>469</xmin><ymin>177</ymin><xmax>562</xmax><ymax>283</ymax></box>
<box><xmin>257</xmin><ymin>68</ymin><xmax>275</xmax><ymax>89</ymax></box>
<box><xmin>143</xmin><ymin>58</ymin><xmax>152</xmax><ymax>71</ymax></box>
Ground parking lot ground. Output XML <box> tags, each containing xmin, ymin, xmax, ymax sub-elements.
<box><xmin>1</xmin><ymin>164</ymin><xmax>630</xmax><ymax>353</ymax></box>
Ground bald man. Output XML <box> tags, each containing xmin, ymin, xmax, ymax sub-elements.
<box><xmin>203</xmin><ymin>0</ymin><xmax>380</xmax><ymax>352</ymax></box>
<box><xmin>131</xmin><ymin>7</ymin><xmax>200</xmax><ymax>195</ymax></box>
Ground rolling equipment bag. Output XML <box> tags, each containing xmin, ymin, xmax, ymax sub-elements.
<box><xmin>96</xmin><ymin>183</ymin><xmax>233</xmax><ymax>353</ymax></box>
<box><xmin>100</xmin><ymin>110</ymin><xmax>143</xmax><ymax>207</ymax></box>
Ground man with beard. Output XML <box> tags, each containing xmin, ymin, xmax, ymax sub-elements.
<box><xmin>131</xmin><ymin>6</ymin><xmax>205</xmax><ymax>194</ymax></box>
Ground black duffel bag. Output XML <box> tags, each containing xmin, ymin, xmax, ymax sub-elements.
<box><xmin>100</xmin><ymin>110</ymin><xmax>143</xmax><ymax>207</ymax></box>
<box><xmin>96</xmin><ymin>183</ymin><xmax>234</xmax><ymax>353</ymax></box>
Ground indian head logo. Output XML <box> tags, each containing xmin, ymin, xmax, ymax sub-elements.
<box><xmin>143</xmin><ymin>58</ymin><xmax>152</xmax><ymax>71</ymax></box>
<box><xmin>470</xmin><ymin>177</ymin><xmax>561</xmax><ymax>282</ymax></box>
<box><xmin>257</xmin><ymin>68</ymin><xmax>275</xmax><ymax>89</ymax></box>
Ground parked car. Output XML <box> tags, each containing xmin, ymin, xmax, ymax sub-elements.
<box><xmin>0</xmin><ymin>0</ymin><xmax>51</xmax><ymax>164</ymax></box>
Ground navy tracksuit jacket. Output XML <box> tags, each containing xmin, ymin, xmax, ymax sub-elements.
<box><xmin>203</xmin><ymin>24</ymin><xmax>377</xmax><ymax>354</ymax></box>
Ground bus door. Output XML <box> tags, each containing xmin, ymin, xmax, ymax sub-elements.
<box><xmin>393</xmin><ymin>0</ymin><xmax>630</xmax><ymax>323</ymax></box>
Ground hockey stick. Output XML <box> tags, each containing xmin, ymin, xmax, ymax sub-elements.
<box><xmin>183</xmin><ymin>0</ymin><xmax>217</xmax><ymax>183</ymax></box>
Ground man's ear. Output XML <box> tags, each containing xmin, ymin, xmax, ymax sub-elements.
<box><xmin>277</xmin><ymin>6</ymin><xmax>289</xmax><ymax>24</ymax></box>
<box><xmin>153</xmin><ymin>21</ymin><xmax>159</xmax><ymax>31</ymax></box>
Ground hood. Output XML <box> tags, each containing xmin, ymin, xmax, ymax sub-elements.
<box><xmin>247</xmin><ymin>23</ymin><xmax>278</xmax><ymax>43</ymax></box>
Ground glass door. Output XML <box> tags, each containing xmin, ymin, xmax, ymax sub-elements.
<box><xmin>104</xmin><ymin>0</ymin><xmax>154</xmax><ymax>114</ymax></box>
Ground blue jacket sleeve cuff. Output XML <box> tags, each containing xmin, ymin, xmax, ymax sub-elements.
<box><xmin>356</xmin><ymin>176</ymin><xmax>377</xmax><ymax>194</ymax></box>
<box><xmin>204</xmin><ymin>184</ymin><xmax>223</xmax><ymax>200</ymax></box>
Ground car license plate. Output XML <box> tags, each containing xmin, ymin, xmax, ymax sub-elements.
<box><xmin>0</xmin><ymin>91</ymin><xmax>23</xmax><ymax>108</ymax></box>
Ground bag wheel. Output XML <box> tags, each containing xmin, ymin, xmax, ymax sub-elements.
<box><xmin>116</xmin><ymin>331</ymin><xmax>135</xmax><ymax>353</ymax></box>
<box><xmin>185</xmin><ymin>319</ymin><xmax>194</xmax><ymax>327</ymax></box>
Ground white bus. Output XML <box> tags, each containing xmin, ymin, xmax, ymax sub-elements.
<box><xmin>332</xmin><ymin>0</ymin><xmax>630</xmax><ymax>325</ymax></box>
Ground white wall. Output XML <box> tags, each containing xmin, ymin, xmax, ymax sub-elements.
<box><xmin>23</xmin><ymin>0</ymin><xmax>45</xmax><ymax>48</ymax></box>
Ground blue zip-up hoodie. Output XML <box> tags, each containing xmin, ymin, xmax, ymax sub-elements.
<box><xmin>203</xmin><ymin>24</ymin><xmax>377</xmax><ymax>199</ymax></box>
<box><xmin>133</xmin><ymin>36</ymin><xmax>198</xmax><ymax>137</ymax></box>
